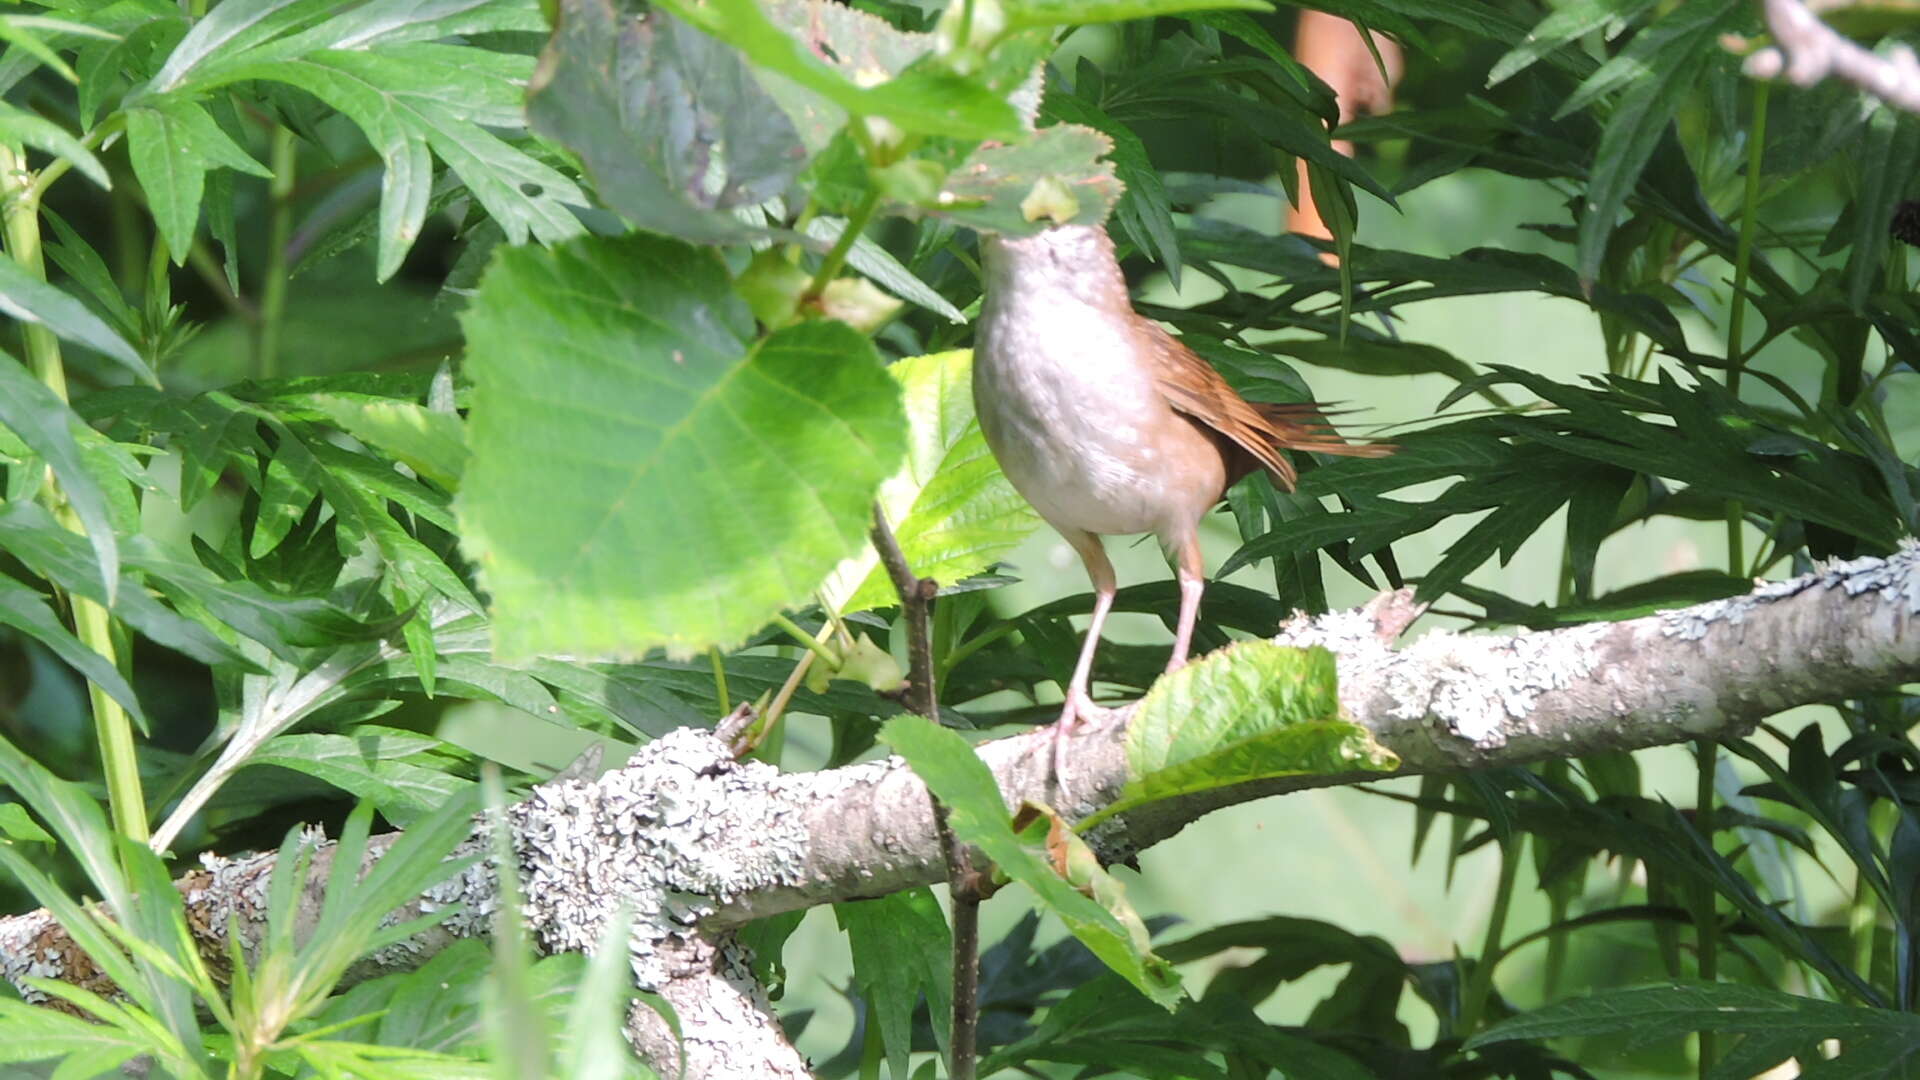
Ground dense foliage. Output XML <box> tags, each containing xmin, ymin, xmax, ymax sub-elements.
<box><xmin>0</xmin><ymin>0</ymin><xmax>1918</xmax><ymax>1075</ymax></box>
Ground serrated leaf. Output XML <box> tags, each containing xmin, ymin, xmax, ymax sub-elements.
<box><xmin>0</xmin><ymin>253</ymin><xmax>150</xmax><ymax>384</ymax></box>
<box><xmin>298</xmin><ymin>393</ymin><xmax>468</xmax><ymax>491</ymax></box>
<box><xmin>125</xmin><ymin>97</ymin><xmax>272</xmax><ymax>263</ymax></box>
<box><xmin>1003</xmin><ymin>0</ymin><xmax>1269</xmax><ymax>28</ymax></box>
<box><xmin>652</xmin><ymin>0</ymin><xmax>1019</xmax><ymax>141</ymax></box>
<box><xmin>1469</xmin><ymin>982</ymin><xmax>1920</xmax><ymax>1080</ymax></box>
<box><xmin>528</xmin><ymin>0</ymin><xmax>806</xmax><ymax>244</ymax></box>
<box><xmin>460</xmin><ymin>234</ymin><xmax>906</xmax><ymax>660</ymax></box>
<box><xmin>823</xmin><ymin>350</ymin><xmax>1039</xmax><ymax>614</ymax></box>
<box><xmin>1567</xmin><ymin>0</ymin><xmax>1746</xmax><ymax>287</ymax></box>
<box><xmin>247</xmin><ymin>731</ymin><xmax>473</xmax><ymax>823</ymax></box>
<box><xmin>0</xmin><ymin>100</ymin><xmax>108</xmax><ymax>188</ymax></box>
<box><xmin>836</xmin><ymin>889</ymin><xmax>953</xmax><ymax>1078</ymax></box>
<box><xmin>1488</xmin><ymin>0</ymin><xmax>1657</xmax><ymax>87</ymax></box>
<box><xmin>936</xmin><ymin>124</ymin><xmax>1122</xmax><ymax>235</ymax></box>
<box><xmin>881</xmin><ymin>716</ymin><xmax>1185</xmax><ymax>1009</ymax></box>
<box><xmin>1080</xmin><ymin>644</ymin><xmax>1393</xmax><ymax>828</ymax></box>
<box><xmin>0</xmin><ymin>500</ymin><xmax>256</xmax><ymax>670</ymax></box>
<box><xmin>0</xmin><ymin>356</ymin><xmax>120</xmax><ymax>601</ymax></box>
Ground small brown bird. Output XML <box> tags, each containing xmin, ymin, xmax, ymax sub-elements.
<box><xmin>973</xmin><ymin>224</ymin><xmax>1386</xmax><ymax>769</ymax></box>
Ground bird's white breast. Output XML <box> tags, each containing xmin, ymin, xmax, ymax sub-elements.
<box><xmin>973</xmin><ymin>274</ymin><xmax>1187</xmax><ymax>539</ymax></box>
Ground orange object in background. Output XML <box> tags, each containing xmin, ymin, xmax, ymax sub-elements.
<box><xmin>1289</xmin><ymin>11</ymin><xmax>1403</xmax><ymax>258</ymax></box>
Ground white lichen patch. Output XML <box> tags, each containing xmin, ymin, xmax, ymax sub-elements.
<box><xmin>510</xmin><ymin>728</ymin><xmax>810</xmax><ymax>990</ymax></box>
<box><xmin>1662</xmin><ymin>541</ymin><xmax>1920</xmax><ymax>640</ymax></box>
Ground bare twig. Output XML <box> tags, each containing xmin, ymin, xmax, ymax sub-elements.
<box><xmin>1743</xmin><ymin>0</ymin><xmax>1920</xmax><ymax>113</ymax></box>
<box><xmin>868</xmin><ymin>505</ymin><xmax>979</xmax><ymax>1080</ymax></box>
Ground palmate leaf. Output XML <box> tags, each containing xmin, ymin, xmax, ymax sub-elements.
<box><xmin>1470</xmin><ymin>982</ymin><xmax>1920</xmax><ymax>1080</ymax></box>
<box><xmin>836</xmin><ymin>888</ymin><xmax>953</xmax><ymax>1078</ymax></box>
<box><xmin>139</xmin><ymin>0</ymin><xmax>583</xmax><ymax>280</ymax></box>
<box><xmin>1563</xmin><ymin>0</ymin><xmax>1749</xmax><ymax>286</ymax></box>
<box><xmin>459</xmin><ymin>234</ymin><xmax>906</xmax><ymax>660</ymax></box>
<box><xmin>124</xmin><ymin>97</ymin><xmax>272</xmax><ymax>264</ymax></box>
<box><xmin>822</xmin><ymin>349</ymin><xmax>1038</xmax><ymax>615</ymax></box>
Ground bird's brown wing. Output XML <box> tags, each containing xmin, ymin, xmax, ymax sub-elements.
<box><xmin>1135</xmin><ymin>316</ymin><xmax>1390</xmax><ymax>493</ymax></box>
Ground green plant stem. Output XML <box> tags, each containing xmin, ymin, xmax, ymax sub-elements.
<box><xmin>255</xmin><ymin>125</ymin><xmax>296</xmax><ymax>379</ymax></box>
<box><xmin>0</xmin><ymin>144</ymin><xmax>148</xmax><ymax>844</ymax></box>
<box><xmin>1693</xmin><ymin>740</ymin><xmax>1719</xmax><ymax>1075</ymax></box>
<box><xmin>1850</xmin><ymin>798</ymin><xmax>1898</xmax><ymax>986</ymax></box>
<box><xmin>1726</xmin><ymin>80</ymin><xmax>1768</xmax><ymax>400</ymax></box>
<box><xmin>708</xmin><ymin>647</ymin><xmax>730</xmax><ymax>714</ymax></box>
<box><xmin>1460</xmin><ymin>838</ymin><xmax>1522</xmax><ymax>1034</ymax></box>
<box><xmin>804</xmin><ymin>189</ymin><xmax>881</xmax><ymax>300</ymax></box>
<box><xmin>769</xmin><ymin>612</ymin><xmax>841</xmax><ymax>667</ymax></box>
<box><xmin>1721</xmin><ymin>82</ymin><xmax>1768</xmax><ymax>600</ymax></box>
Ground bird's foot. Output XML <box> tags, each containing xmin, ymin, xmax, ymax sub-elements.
<box><xmin>1050</xmin><ymin>689</ymin><xmax>1116</xmax><ymax>807</ymax></box>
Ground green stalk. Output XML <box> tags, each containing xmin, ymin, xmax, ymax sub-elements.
<box><xmin>708</xmin><ymin>647</ymin><xmax>730</xmax><ymax>714</ymax></box>
<box><xmin>254</xmin><ymin>125</ymin><xmax>296</xmax><ymax>379</ymax></box>
<box><xmin>0</xmin><ymin>145</ymin><xmax>148</xmax><ymax>843</ymax></box>
<box><xmin>804</xmin><ymin>189</ymin><xmax>882</xmax><ymax>300</ymax></box>
<box><xmin>769</xmin><ymin>611</ymin><xmax>841</xmax><ymax>667</ymax></box>
<box><xmin>1850</xmin><ymin>798</ymin><xmax>1898</xmax><ymax>987</ymax></box>
<box><xmin>1460</xmin><ymin>838</ymin><xmax>1522</xmax><ymax>1034</ymax></box>
<box><xmin>1693</xmin><ymin>741</ymin><xmax>1719</xmax><ymax>1075</ymax></box>
<box><xmin>1723</xmin><ymin>82</ymin><xmax>1768</xmax><ymax>591</ymax></box>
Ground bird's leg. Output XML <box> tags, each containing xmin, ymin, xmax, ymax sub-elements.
<box><xmin>1167</xmin><ymin>529</ymin><xmax>1207</xmax><ymax>672</ymax></box>
<box><xmin>1053</xmin><ymin>528</ymin><xmax>1116</xmax><ymax>799</ymax></box>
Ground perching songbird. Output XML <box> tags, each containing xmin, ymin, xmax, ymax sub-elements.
<box><xmin>972</xmin><ymin>224</ymin><xmax>1387</xmax><ymax>772</ymax></box>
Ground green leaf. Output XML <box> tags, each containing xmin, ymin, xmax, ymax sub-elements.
<box><xmin>1469</xmin><ymin>982</ymin><xmax>1920</xmax><ymax>1080</ymax></box>
<box><xmin>880</xmin><ymin>716</ymin><xmax>1185</xmax><ymax>1008</ymax></box>
<box><xmin>0</xmin><ymin>355</ymin><xmax>121</xmax><ymax>600</ymax></box>
<box><xmin>0</xmin><ymin>100</ymin><xmax>108</xmax><ymax>188</ymax></box>
<box><xmin>0</xmin><ymin>253</ymin><xmax>151</xmax><ymax>384</ymax></box>
<box><xmin>651</xmin><ymin>0</ymin><xmax>1020</xmax><ymax>141</ymax></box>
<box><xmin>935</xmin><ymin>124</ymin><xmax>1123</xmax><ymax>235</ymax></box>
<box><xmin>1079</xmin><ymin>644</ymin><xmax>1394</xmax><ymax>829</ymax></box>
<box><xmin>1488</xmin><ymin>0</ymin><xmax>1657</xmax><ymax>87</ymax></box>
<box><xmin>1844</xmin><ymin>106</ymin><xmax>1920</xmax><ymax>313</ymax></box>
<box><xmin>298</xmin><ymin>393</ymin><xmax>468</xmax><ymax>491</ymax></box>
<box><xmin>460</xmin><ymin>234</ymin><xmax>906</xmax><ymax>660</ymax></box>
<box><xmin>823</xmin><ymin>350</ymin><xmax>1038</xmax><ymax>614</ymax></box>
<box><xmin>836</xmin><ymin>889</ymin><xmax>954</xmax><ymax>1078</ymax></box>
<box><xmin>0</xmin><ymin>500</ymin><xmax>256</xmax><ymax>670</ymax></box>
<box><xmin>528</xmin><ymin>0</ymin><xmax>805</xmax><ymax>244</ymax></box>
<box><xmin>125</xmin><ymin>98</ymin><xmax>272</xmax><ymax>264</ymax></box>
<box><xmin>246</xmin><ymin>731</ymin><xmax>473</xmax><ymax>824</ymax></box>
<box><xmin>1002</xmin><ymin>0</ymin><xmax>1270</xmax><ymax>29</ymax></box>
<box><xmin>191</xmin><ymin>48</ymin><xmax>587</xmax><ymax>276</ymax></box>
<box><xmin>0</xmin><ymin>802</ymin><xmax>53</xmax><ymax>844</ymax></box>
<box><xmin>1567</xmin><ymin>0</ymin><xmax>1745</xmax><ymax>286</ymax></box>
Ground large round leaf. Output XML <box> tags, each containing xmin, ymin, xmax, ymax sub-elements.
<box><xmin>459</xmin><ymin>234</ymin><xmax>905</xmax><ymax>660</ymax></box>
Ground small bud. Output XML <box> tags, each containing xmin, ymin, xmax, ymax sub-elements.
<box><xmin>736</xmin><ymin>249</ymin><xmax>811</xmax><ymax>329</ymax></box>
<box><xmin>815</xmin><ymin>277</ymin><xmax>903</xmax><ymax>335</ymax></box>
<box><xmin>1020</xmin><ymin>175</ymin><xmax>1080</xmax><ymax>225</ymax></box>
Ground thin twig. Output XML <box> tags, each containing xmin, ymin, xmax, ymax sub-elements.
<box><xmin>1742</xmin><ymin>0</ymin><xmax>1920</xmax><ymax>113</ymax></box>
<box><xmin>870</xmin><ymin>505</ymin><xmax>979</xmax><ymax>1080</ymax></box>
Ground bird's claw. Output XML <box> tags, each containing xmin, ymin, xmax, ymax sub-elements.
<box><xmin>1051</xmin><ymin>689</ymin><xmax>1115</xmax><ymax>806</ymax></box>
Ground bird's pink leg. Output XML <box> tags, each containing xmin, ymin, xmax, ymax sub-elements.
<box><xmin>1053</xmin><ymin>529</ymin><xmax>1116</xmax><ymax>799</ymax></box>
<box><xmin>1167</xmin><ymin>529</ymin><xmax>1206</xmax><ymax>672</ymax></box>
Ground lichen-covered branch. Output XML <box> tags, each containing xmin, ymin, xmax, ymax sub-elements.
<box><xmin>1743</xmin><ymin>0</ymin><xmax>1920</xmax><ymax>113</ymax></box>
<box><xmin>6</xmin><ymin>546</ymin><xmax>1919</xmax><ymax>1079</ymax></box>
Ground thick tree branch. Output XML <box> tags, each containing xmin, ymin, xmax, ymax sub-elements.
<box><xmin>6</xmin><ymin>546</ymin><xmax>1919</xmax><ymax>1078</ymax></box>
<box><xmin>1743</xmin><ymin>0</ymin><xmax>1920</xmax><ymax>113</ymax></box>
